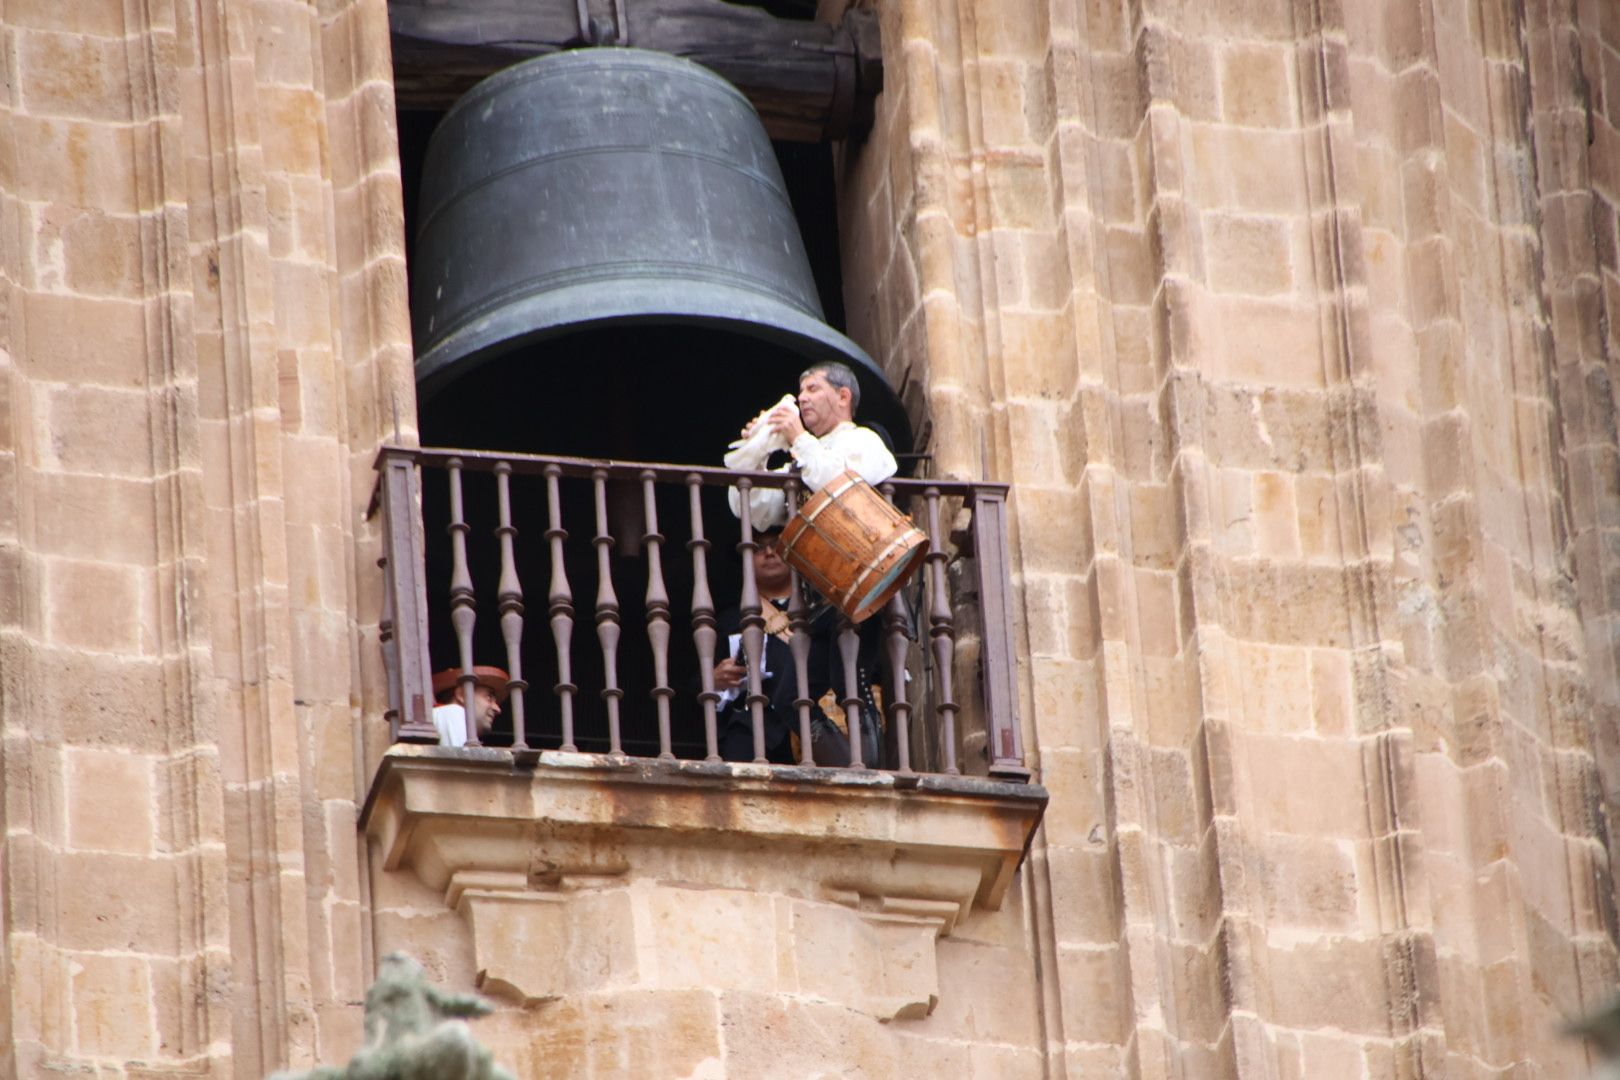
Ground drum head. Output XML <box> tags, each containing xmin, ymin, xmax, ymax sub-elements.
<box><xmin>850</xmin><ymin>542</ymin><xmax>928</xmax><ymax>622</ymax></box>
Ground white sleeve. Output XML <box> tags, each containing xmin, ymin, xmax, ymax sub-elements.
<box><xmin>432</xmin><ymin>703</ymin><xmax>468</xmax><ymax>748</ymax></box>
<box><xmin>727</xmin><ymin>475</ymin><xmax>789</xmax><ymax>531</ymax></box>
<box><xmin>790</xmin><ymin>427</ymin><xmax>898</xmax><ymax>492</ymax></box>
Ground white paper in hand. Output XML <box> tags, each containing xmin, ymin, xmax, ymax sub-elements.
<box><xmin>716</xmin><ymin>633</ymin><xmax>773</xmax><ymax>708</ymax></box>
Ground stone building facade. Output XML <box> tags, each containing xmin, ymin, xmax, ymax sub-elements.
<box><xmin>1</xmin><ymin>0</ymin><xmax>1618</xmax><ymax>1077</ymax></box>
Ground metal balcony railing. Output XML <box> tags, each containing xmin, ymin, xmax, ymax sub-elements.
<box><xmin>372</xmin><ymin>446</ymin><xmax>1027</xmax><ymax>781</ymax></box>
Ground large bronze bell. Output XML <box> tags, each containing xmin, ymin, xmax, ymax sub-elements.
<box><xmin>408</xmin><ymin>48</ymin><xmax>911</xmax><ymax>757</ymax></box>
<box><xmin>411</xmin><ymin>46</ymin><xmax>909</xmax><ymax>461</ymax></box>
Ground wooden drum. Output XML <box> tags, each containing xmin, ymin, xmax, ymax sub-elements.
<box><xmin>779</xmin><ymin>470</ymin><xmax>929</xmax><ymax>623</ymax></box>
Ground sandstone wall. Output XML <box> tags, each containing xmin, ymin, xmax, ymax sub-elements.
<box><xmin>837</xmin><ymin>0</ymin><xmax>1620</xmax><ymax>1075</ymax></box>
<box><xmin>0</xmin><ymin>0</ymin><xmax>1617</xmax><ymax>1077</ymax></box>
<box><xmin>0</xmin><ymin>0</ymin><xmax>410</xmax><ymax>1074</ymax></box>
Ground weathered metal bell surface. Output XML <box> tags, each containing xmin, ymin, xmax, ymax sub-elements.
<box><xmin>411</xmin><ymin>46</ymin><xmax>909</xmax><ymax>451</ymax></box>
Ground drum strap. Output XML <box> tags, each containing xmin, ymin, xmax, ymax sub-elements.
<box><xmin>762</xmin><ymin>600</ymin><xmax>793</xmax><ymax>644</ymax></box>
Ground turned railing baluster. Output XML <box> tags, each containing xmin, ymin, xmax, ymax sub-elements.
<box><xmin>923</xmin><ymin>487</ymin><xmax>959</xmax><ymax>775</ymax></box>
<box><xmin>494</xmin><ymin>463</ymin><xmax>529</xmax><ymax>750</ymax></box>
<box><xmin>880</xmin><ymin>482</ymin><xmax>913</xmax><ymax>774</ymax></box>
<box><xmin>687</xmin><ymin>475</ymin><xmax>721</xmax><ymax>761</ymax></box>
<box><xmin>447</xmin><ymin>459</ymin><xmax>481</xmax><ymax>746</ymax></box>
<box><xmin>883</xmin><ymin>590</ymin><xmax>913</xmax><ymax>773</ymax></box>
<box><xmin>735</xmin><ymin>479</ymin><xmax>768</xmax><ymax>762</ymax></box>
<box><xmin>544</xmin><ymin>465</ymin><xmax>577</xmax><ymax>751</ymax></box>
<box><xmin>592</xmin><ymin>470</ymin><xmax>625</xmax><ymax>758</ymax></box>
<box><xmin>784</xmin><ymin>483</ymin><xmax>814</xmax><ymax>765</ymax></box>
<box><xmin>837</xmin><ymin>616</ymin><xmax>864</xmax><ymax>768</ymax></box>
<box><xmin>642</xmin><ymin>472</ymin><xmax>675</xmax><ymax>760</ymax></box>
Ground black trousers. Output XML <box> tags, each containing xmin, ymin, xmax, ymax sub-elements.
<box><xmin>718</xmin><ymin>713</ymin><xmax>796</xmax><ymax>764</ymax></box>
<box><xmin>717</xmin><ymin>708</ymin><xmax>881</xmax><ymax>767</ymax></box>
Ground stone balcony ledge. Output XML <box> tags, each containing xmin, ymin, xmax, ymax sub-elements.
<box><xmin>361</xmin><ymin>747</ymin><xmax>1047</xmax><ymax>1019</ymax></box>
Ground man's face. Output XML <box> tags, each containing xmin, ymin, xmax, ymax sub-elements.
<box><xmin>797</xmin><ymin>372</ymin><xmax>852</xmax><ymax>437</ymax></box>
<box><xmin>458</xmin><ymin>685</ymin><xmax>502</xmax><ymax>736</ymax></box>
<box><xmin>753</xmin><ymin>534</ymin><xmax>792</xmax><ymax>594</ymax></box>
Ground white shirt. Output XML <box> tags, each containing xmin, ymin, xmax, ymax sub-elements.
<box><xmin>432</xmin><ymin>703</ymin><xmax>470</xmax><ymax>747</ymax></box>
<box><xmin>729</xmin><ymin>421</ymin><xmax>898</xmax><ymax>531</ymax></box>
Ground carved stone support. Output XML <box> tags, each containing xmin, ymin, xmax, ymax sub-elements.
<box><xmin>362</xmin><ymin>753</ymin><xmax>1046</xmax><ymax>1024</ymax></box>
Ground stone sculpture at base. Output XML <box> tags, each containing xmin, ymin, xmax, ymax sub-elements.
<box><xmin>269</xmin><ymin>953</ymin><xmax>514</xmax><ymax>1080</ymax></box>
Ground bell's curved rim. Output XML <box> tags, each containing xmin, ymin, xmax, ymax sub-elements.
<box><xmin>414</xmin><ymin>278</ymin><xmax>913</xmax><ymax>454</ymax></box>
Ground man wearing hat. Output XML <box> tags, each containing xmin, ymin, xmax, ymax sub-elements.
<box><xmin>430</xmin><ymin>665</ymin><xmax>510</xmax><ymax>747</ymax></box>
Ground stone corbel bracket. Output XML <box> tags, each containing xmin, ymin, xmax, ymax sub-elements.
<box><xmin>362</xmin><ymin>749</ymin><xmax>1047</xmax><ymax>1021</ymax></box>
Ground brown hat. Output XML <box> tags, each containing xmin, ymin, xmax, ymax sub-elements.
<box><xmin>431</xmin><ymin>665</ymin><xmax>511</xmax><ymax>702</ymax></box>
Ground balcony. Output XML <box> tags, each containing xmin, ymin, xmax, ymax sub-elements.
<box><xmin>370</xmin><ymin>445</ymin><xmax>1032</xmax><ymax>779</ymax></box>
<box><xmin>360</xmin><ymin>445</ymin><xmax>1047</xmax><ymax>1019</ymax></box>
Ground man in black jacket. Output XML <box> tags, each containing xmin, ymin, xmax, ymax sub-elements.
<box><xmin>712</xmin><ymin>529</ymin><xmax>883</xmax><ymax>767</ymax></box>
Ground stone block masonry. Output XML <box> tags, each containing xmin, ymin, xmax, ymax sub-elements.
<box><xmin>835</xmin><ymin>0</ymin><xmax>1619</xmax><ymax>1075</ymax></box>
<box><xmin>0</xmin><ymin>0</ymin><xmax>409</xmax><ymax>1075</ymax></box>
<box><xmin>0</xmin><ymin>0</ymin><xmax>1616</xmax><ymax>1076</ymax></box>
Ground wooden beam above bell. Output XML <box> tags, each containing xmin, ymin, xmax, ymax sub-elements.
<box><xmin>388</xmin><ymin>0</ymin><xmax>883</xmax><ymax>142</ymax></box>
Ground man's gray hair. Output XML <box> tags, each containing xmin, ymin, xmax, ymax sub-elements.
<box><xmin>800</xmin><ymin>361</ymin><xmax>861</xmax><ymax>413</ymax></box>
